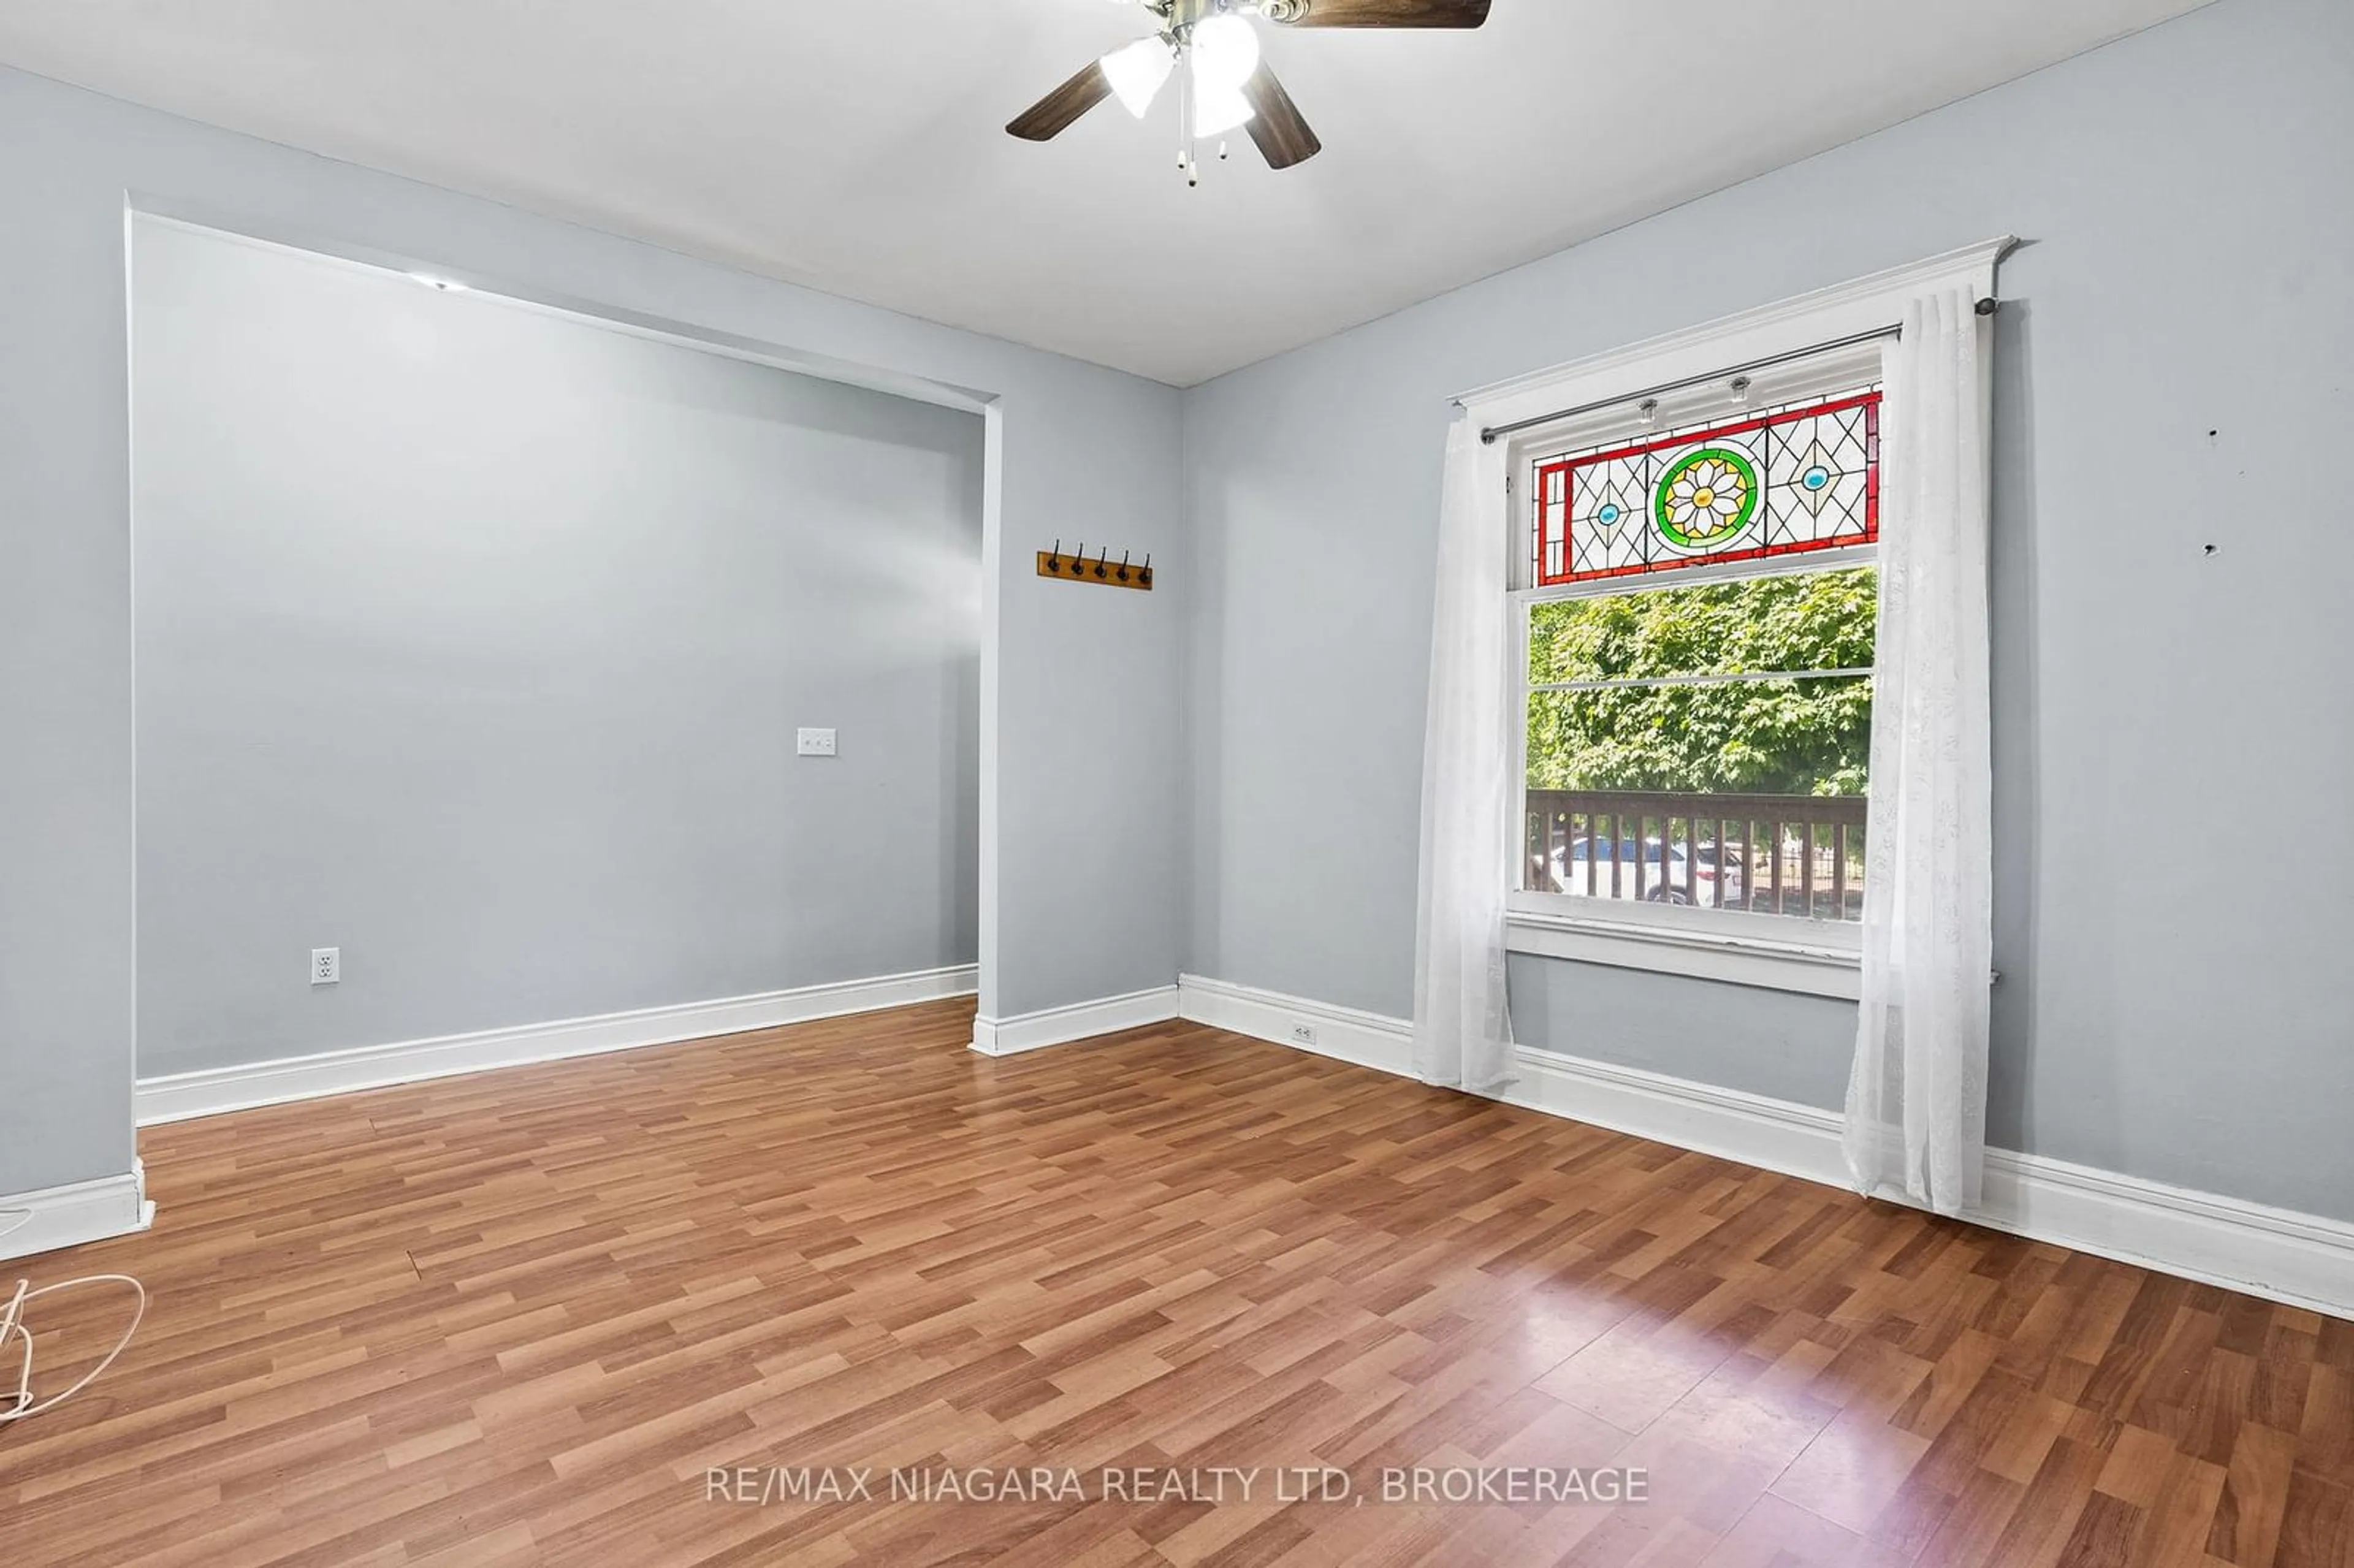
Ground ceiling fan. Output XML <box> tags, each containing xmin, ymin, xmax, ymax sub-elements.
<box><xmin>1008</xmin><ymin>0</ymin><xmax>1492</xmax><ymax>183</ymax></box>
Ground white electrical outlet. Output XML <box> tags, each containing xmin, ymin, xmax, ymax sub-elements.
<box><xmin>1290</xmin><ymin>1021</ymin><xmax>1319</xmax><ymax>1048</ymax></box>
<box><xmin>797</xmin><ymin>728</ymin><xmax>837</xmax><ymax>758</ymax></box>
<box><xmin>311</xmin><ymin>947</ymin><xmax>340</xmax><ymax>986</ymax></box>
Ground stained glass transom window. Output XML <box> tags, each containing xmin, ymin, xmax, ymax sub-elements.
<box><xmin>1532</xmin><ymin>389</ymin><xmax>1881</xmax><ymax>586</ymax></box>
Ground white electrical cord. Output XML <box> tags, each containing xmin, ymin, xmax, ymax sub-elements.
<box><xmin>0</xmin><ymin>1206</ymin><xmax>148</xmax><ymax>1425</ymax></box>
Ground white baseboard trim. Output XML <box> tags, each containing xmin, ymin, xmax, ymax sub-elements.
<box><xmin>0</xmin><ymin>1161</ymin><xmax>154</xmax><ymax>1264</ymax></box>
<box><xmin>1177</xmin><ymin>973</ymin><xmax>1416</xmax><ymax>1078</ymax></box>
<box><xmin>135</xmin><ymin>964</ymin><xmax>978</xmax><ymax>1127</ymax></box>
<box><xmin>1503</xmin><ymin>1041</ymin><xmax>1851</xmax><ymax>1187</ymax></box>
<box><xmin>1175</xmin><ymin>974</ymin><xmax>2354</xmax><ymax>1321</ymax></box>
<box><xmin>971</xmin><ymin>987</ymin><xmax>1180</xmax><ymax>1057</ymax></box>
<box><xmin>1971</xmin><ymin>1149</ymin><xmax>2354</xmax><ymax>1322</ymax></box>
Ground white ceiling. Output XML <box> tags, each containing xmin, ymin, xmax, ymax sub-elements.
<box><xmin>0</xmin><ymin>0</ymin><xmax>2206</xmax><ymax>385</ymax></box>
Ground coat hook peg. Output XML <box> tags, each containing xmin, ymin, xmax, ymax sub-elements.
<box><xmin>1140</xmin><ymin>554</ymin><xmax>1153</xmax><ymax>588</ymax></box>
<box><xmin>1093</xmin><ymin>549</ymin><xmax>1109</xmax><ymax>579</ymax></box>
<box><xmin>1048</xmin><ymin>539</ymin><xmax>1064</xmax><ymax>573</ymax></box>
<box><xmin>1117</xmin><ymin>550</ymin><xmax>1132</xmax><ymax>583</ymax></box>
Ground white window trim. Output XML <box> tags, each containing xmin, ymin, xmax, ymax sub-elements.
<box><xmin>1507</xmin><ymin>903</ymin><xmax>1862</xmax><ymax>1000</ymax></box>
<box><xmin>1462</xmin><ymin>237</ymin><xmax>2015</xmax><ymax>995</ymax></box>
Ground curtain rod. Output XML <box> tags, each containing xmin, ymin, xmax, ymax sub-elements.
<box><xmin>1472</xmin><ymin>297</ymin><xmax>1998</xmax><ymax>446</ymax></box>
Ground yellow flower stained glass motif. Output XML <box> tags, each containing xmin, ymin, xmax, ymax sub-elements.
<box><xmin>1654</xmin><ymin>449</ymin><xmax>1760</xmax><ymax>548</ymax></box>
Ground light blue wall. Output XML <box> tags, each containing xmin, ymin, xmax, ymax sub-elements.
<box><xmin>0</xmin><ymin>66</ymin><xmax>1183</xmax><ymax>1195</ymax></box>
<box><xmin>132</xmin><ymin>218</ymin><xmax>986</xmax><ymax>1077</ymax></box>
<box><xmin>1181</xmin><ymin>0</ymin><xmax>2354</xmax><ymax>1219</ymax></box>
<box><xmin>1507</xmin><ymin>958</ymin><xmax>1859</xmax><ymax>1113</ymax></box>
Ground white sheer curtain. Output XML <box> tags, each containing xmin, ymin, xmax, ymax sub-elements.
<box><xmin>1412</xmin><ymin>419</ymin><xmax>1518</xmax><ymax>1094</ymax></box>
<box><xmin>1843</xmin><ymin>287</ymin><xmax>1995</xmax><ymax>1215</ymax></box>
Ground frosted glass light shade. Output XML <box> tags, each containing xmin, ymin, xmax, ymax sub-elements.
<box><xmin>1189</xmin><ymin>15</ymin><xmax>1261</xmax><ymax>92</ymax></box>
<box><xmin>1193</xmin><ymin>80</ymin><xmax>1257</xmax><ymax>137</ymax></box>
<box><xmin>1101</xmin><ymin>37</ymin><xmax>1176</xmax><ymax>118</ymax></box>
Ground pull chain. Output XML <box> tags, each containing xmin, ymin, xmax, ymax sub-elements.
<box><xmin>1176</xmin><ymin>42</ymin><xmax>1189</xmax><ymax>180</ymax></box>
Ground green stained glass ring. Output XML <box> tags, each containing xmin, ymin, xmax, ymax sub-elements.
<box><xmin>1653</xmin><ymin>446</ymin><xmax>1761</xmax><ymax>549</ymax></box>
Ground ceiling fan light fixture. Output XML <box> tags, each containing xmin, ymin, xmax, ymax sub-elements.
<box><xmin>1017</xmin><ymin>0</ymin><xmax>1496</xmax><ymax>170</ymax></box>
<box><xmin>1189</xmin><ymin>13</ymin><xmax>1262</xmax><ymax>92</ymax></box>
<box><xmin>1101</xmin><ymin>36</ymin><xmax>1176</xmax><ymax>118</ymax></box>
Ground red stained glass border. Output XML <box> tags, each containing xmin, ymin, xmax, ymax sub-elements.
<box><xmin>1534</xmin><ymin>390</ymin><xmax>1881</xmax><ymax>586</ymax></box>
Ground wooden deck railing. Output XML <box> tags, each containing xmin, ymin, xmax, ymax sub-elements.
<box><xmin>1525</xmin><ymin>789</ymin><xmax>1870</xmax><ymax>920</ymax></box>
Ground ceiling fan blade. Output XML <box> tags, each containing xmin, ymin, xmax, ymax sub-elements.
<box><xmin>1007</xmin><ymin>61</ymin><xmax>1114</xmax><ymax>141</ymax></box>
<box><xmin>1242</xmin><ymin>65</ymin><xmax>1322</xmax><ymax>170</ymax></box>
<box><xmin>1264</xmin><ymin>0</ymin><xmax>1491</xmax><ymax>26</ymax></box>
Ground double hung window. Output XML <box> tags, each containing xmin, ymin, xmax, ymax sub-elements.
<box><xmin>1509</xmin><ymin>346</ymin><xmax>1884</xmax><ymax>950</ymax></box>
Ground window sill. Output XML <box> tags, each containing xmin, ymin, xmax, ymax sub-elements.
<box><xmin>1506</xmin><ymin>911</ymin><xmax>1862</xmax><ymax>1000</ymax></box>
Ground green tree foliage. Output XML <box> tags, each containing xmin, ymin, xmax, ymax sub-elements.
<box><xmin>1526</xmin><ymin>567</ymin><xmax>1876</xmax><ymax>796</ymax></box>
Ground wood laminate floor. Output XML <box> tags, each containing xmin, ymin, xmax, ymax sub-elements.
<box><xmin>3</xmin><ymin>1000</ymin><xmax>2348</xmax><ymax>1566</ymax></box>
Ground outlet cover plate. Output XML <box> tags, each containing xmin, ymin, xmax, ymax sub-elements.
<box><xmin>797</xmin><ymin>728</ymin><xmax>837</xmax><ymax>758</ymax></box>
<box><xmin>312</xmin><ymin>947</ymin><xmax>340</xmax><ymax>986</ymax></box>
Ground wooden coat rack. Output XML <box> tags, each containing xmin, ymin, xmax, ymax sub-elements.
<box><xmin>1037</xmin><ymin>542</ymin><xmax>1152</xmax><ymax>592</ymax></box>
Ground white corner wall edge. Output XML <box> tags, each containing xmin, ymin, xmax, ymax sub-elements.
<box><xmin>1175</xmin><ymin>975</ymin><xmax>2354</xmax><ymax>1321</ymax></box>
<box><xmin>0</xmin><ymin>1161</ymin><xmax>154</xmax><ymax>1264</ymax></box>
<box><xmin>135</xmin><ymin>964</ymin><xmax>979</xmax><ymax>1127</ymax></box>
<box><xmin>970</xmin><ymin>987</ymin><xmax>1180</xmax><ymax>1057</ymax></box>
